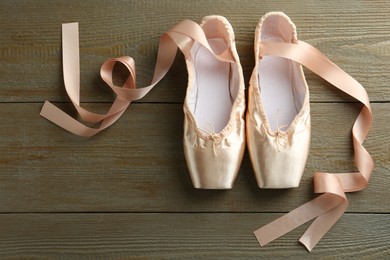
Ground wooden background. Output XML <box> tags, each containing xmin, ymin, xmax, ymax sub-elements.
<box><xmin>1</xmin><ymin>0</ymin><xmax>389</xmax><ymax>258</ymax></box>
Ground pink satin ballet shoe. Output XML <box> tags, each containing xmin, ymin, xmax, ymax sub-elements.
<box><xmin>40</xmin><ymin>16</ymin><xmax>245</xmax><ymax>189</ymax></box>
<box><xmin>250</xmin><ymin>12</ymin><xmax>373</xmax><ymax>250</ymax></box>
<box><xmin>183</xmin><ymin>16</ymin><xmax>246</xmax><ymax>189</ymax></box>
<box><xmin>247</xmin><ymin>12</ymin><xmax>311</xmax><ymax>188</ymax></box>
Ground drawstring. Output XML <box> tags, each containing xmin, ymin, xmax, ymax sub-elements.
<box><xmin>274</xmin><ymin>110</ymin><xmax>288</xmax><ymax>151</ymax></box>
<box><xmin>199</xmin><ymin>123</ymin><xmax>222</xmax><ymax>156</ymax></box>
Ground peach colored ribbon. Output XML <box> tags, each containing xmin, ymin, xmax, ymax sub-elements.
<box><xmin>40</xmin><ymin>21</ymin><xmax>233</xmax><ymax>137</ymax></box>
<box><xmin>254</xmin><ymin>40</ymin><xmax>374</xmax><ymax>251</ymax></box>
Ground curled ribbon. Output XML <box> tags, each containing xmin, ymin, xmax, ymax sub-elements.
<box><xmin>41</xmin><ymin>21</ymin><xmax>234</xmax><ymax>137</ymax></box>
<box><xmin>40</xmin><ymin>21</ymin><xmax>372</xmax><ymax>252</ymax></box>
<box><xmin>254</xmin><ymin>40</ymin><xmax>374</xmax><ymax>251</ymax></box>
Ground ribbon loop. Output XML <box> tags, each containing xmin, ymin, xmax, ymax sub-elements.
<box><xmin>254</xmin><ymin>40</ymin><xmax>374</xmax><ymax>251</ymax></box>
<box><xmin>41</xmin><ymin>20</ymin><xmax>234</xmax><ymax>137</ymax></box>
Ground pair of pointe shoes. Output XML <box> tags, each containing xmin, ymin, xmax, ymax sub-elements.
<box><xmin>40</xmin><ymin>11</ymin><xmax>373</xmax><ymax>251</ymax></box>
<box><xmin>39</xmin><ymin>12</ymin><xmax>310</xmax><ymax>190</ymax></box>
<box><xmin>184</xmin><ymin>12</ymin><xmax>310</xmax><ymax>189</ymax></box>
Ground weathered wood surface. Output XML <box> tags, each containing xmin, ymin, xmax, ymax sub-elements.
<box><xmin>0</xmin><ymin>0</ymin><xmax>389</xmax><ymax>103</ymax></box>
<box><xmin>0</xmin><ymin>213</ymin><xmax>389</xmax><ymax>259</ymax></box>
<box><xmin>0</xmin><ymin>0</ymin><xmax>389</xmax><ymax>258</ymax></box>
<box><xmin>0</xmin><ymin>103</ymin><xmax>388</xmax><ymax>213</ymax></box>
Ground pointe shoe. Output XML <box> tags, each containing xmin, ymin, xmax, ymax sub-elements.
<box><xmin>40</xmin><ymin>16</ymin><xmax>245</xmax><ymax>189</ymax></box>
<box><xmin>183</xmin><ymin>16</ymin><xmax>246</xmax><ymax>189</ymax></box>
<box><xmin>246</xmin><ymin>12</ymin><xmax>311</xmax><ymax>188</ymax></box>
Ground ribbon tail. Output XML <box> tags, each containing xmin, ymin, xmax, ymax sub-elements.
<box><xmin>40</xmin><ymin>101</ymin><xmax>102</xmax><ymax>137</ymax></box>
<box><xmin>254</xmin><ymin>193</ymin><xmax>343</xmax><ymax>247</ymax></box>
<box><xmin>299</xmin><ymin>196</ymin><xmax>348</xmax><ymax>251</ymax></box>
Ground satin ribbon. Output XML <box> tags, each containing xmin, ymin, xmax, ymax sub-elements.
<box><xmin>42</xmin><ymin>20</ymin><xmax>373</xmax><ymax>252</ymax></box>
<box><xmin>254</xmin><ymin>40</ymin><xmax>374</xmax><ymax>251</ymax></box>
<box><xmin>40</xmin><ymin>21</ymin><xmax>234</xmax><ymax>137</ymax></box>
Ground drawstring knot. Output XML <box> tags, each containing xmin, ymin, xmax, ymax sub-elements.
<box><xmin>275</xmin><ymin>110</ymin><xmax>289</xmax><ymax>151</ymax></box>
<box><xmin>200</xmin><ymin>123</ymin><xmax>222</xmax><ymax>156</ymax></box>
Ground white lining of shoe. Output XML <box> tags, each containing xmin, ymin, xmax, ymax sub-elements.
<box><xmin>190</xmin><ymin>38</ymin><xmax>232</xmax><ymax>133</ymax></box>
<box><xmin>258</xmin><ymin>36</ymin><xmax>302</xmax><ymax>132</ymax></box>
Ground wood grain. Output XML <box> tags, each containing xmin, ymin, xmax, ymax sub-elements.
<box><xmin>0</xmin><ymin>0</ymin><xmax>389</xmax><ymax>103</ymax></box>
<box><xmin>0</xmin><ymin>213</ymin><xmax>388</xmax><ymax>258</ymax></box>
<box><xmin>0</xmin><ymin>103</ymin><xmax>388</xmax><ymax>213</ymax></box>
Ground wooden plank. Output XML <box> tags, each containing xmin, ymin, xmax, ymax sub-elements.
<box><xmin>0</xmin><ymin>213</ymin><xmax>388</xmax><ymax>258</ymax></box>
<box><xmin>0</xmin><ymin>102</ymin><xmax>388</xmax><ymax>213</ymax></box>
<box><xmin>0</xmin><ymin>0</ymin><xmax>389</xmax><ymax>102</ymax></box>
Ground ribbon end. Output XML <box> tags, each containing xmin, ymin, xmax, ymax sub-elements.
<box><xmin>299</xmin><ymin>236</ymin><xmax>314</xmax><ymax>252</ymax></box>
<box><xmin>62</xmin><ymin>22</ymin><xmax>79</xmax><ymax>28</ymax></box>
<box><xmin>253</xmin><ymin>229</ymin><xmax>268</xmax><ymax>247</ymax></box>
<box><xmin>40</xmin><ymin>100</ymin><xmax>56</xmax><ymax>118</ymax></box>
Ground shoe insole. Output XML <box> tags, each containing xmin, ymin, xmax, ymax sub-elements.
<box><xmin>258</xmin><ymin>37</ymin><xmax>298</xmax><ymax>132</ymax></box>
<box><xmin>193</xmin><ymin>38</ymin><xmax>232</xmax><ymax>133</ymax></box>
